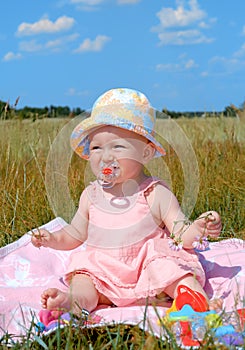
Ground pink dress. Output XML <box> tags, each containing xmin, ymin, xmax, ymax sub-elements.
<box><xmin>65</xmin><ymin>177</ymin><xmax>205</xmax><ymax>307</ymax></box>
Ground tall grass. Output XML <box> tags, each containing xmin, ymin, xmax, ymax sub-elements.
<box><xmin>0</xmin><ymin>119</ymin><xmax>68</xmax><ymax>245</ymax></box>
<box><xmin>156</xmin><ymin>117</ymin><xmax>245</xmax><ymax>239</ymax></box>
<box><xmin>0</xmin><ymin>117</ymin><xmax>244</xmax><ymax>247</ymax></box>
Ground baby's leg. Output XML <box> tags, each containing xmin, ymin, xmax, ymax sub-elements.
<box><xmin>41</xmin><ymin>274</ymin><xmax>100</xmax><ymax>314</ymax></box>
<box><xmin>164</xmin><ymin>274</ymin><xmax>222</xmax><ymax>311</ymax></box>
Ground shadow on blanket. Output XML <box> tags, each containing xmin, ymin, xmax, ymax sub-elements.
<box><xmin>199</xmin><ymin>254</ymin><xmax>242</xmax><ymax>300</ymax></box>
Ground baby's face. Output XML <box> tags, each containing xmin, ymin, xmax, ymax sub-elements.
<box><xmin>88</xmin><ymin>126</ymin><xmax>151</xmax><ymax>182</ymax></box>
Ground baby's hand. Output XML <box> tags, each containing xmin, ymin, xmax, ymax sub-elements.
<box><xmin>196</xmin><ymin>211</ymin><xmax>222</xmax><ymax>238</ymax></box>
<box><xmin>31</xmin><ymin>229</ymin><xmax>52</xmax><ymax>248</ymax></box>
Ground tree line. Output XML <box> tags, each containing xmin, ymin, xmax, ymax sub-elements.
<box><xmin>0</xmin><ymin>97</ymin><xmax>238</xmax><ymax>120</ymax></box>
<box><xmin>0</xmin><ymin>98</ymin><xmax>85</xmax><ymax>121</ymax></box>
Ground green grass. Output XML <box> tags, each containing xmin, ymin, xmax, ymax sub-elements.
<box><xmin>0</xmin><ymin>311</ymin><xmax>241</xmax><ymax>349</ymax></box>
<box><xmin>0</xmin><ymin>117</ymin><xmax>244</xmax><ymax>348</ymax></box>
<box><xmin>1</xmin><ymin>323</ymin><xmax>168</xmax><ymax>349</ymax></box>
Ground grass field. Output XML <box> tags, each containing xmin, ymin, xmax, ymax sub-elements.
<box><xmin>0</xmin><ymin>116</ymin><xmax>244</xmax><ymax>348</ymax></box>
<box><xmin>0</xmin><ymin>117</ymin><xmax>244</xmax><ymax>246</ymax></box>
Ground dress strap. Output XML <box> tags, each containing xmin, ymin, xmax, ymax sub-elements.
<box><xmin>140</xmin><ymin>177</ymin><xmax>170</xmax><ymax>197</ymax></box>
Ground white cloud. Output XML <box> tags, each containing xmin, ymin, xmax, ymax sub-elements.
<box><xmin>156</xmin><ymin>63</ymin><xmax>180</xmax><ymax>72</ymax></box>
<box><xmin>199</xmin><ymin>17</ymin><xmax>216</xmax><ymax>29</ymax></box>
<box><xmin>73</xmin><ymin>35</ymin><xmax>111</xmax><ymax>53</ymax></box>
<box><xmin>233</xmin><ymin>43</ymin><xmax>245</xmax><ymax>58</ymax></box>
<box><xmin>69</xmin><ymin>0</ymin><xmax>105</xmax><ymax>11</ymax></box>
<box><xmin>155</xmin><ymin>0</ymin><xmax>206</xmax><ymax>29</ymax></box>
<box><xmin>198</xmin><ymin>21</ymin><xmax>209</xmax><ymax>29</ymax></box>
<box><xmin>18</xmin><ymin>33</ymin><xmax>79</xmax><ymax>54</ymax></box>
<box><xmin>69</xmin><ymin>0</ymin><xmax>140</xmax><ymax>10</ymax></box>
<box><xmin>45</xmin><ymin>39</ymin><xmax>62</xmax><ymax>50</ymax></box>
<box><xmin>152</xmin><ymin>0</ymin><xmax>214</xmax><ymax>46</ymax></box>
<box><xmin>185</xmin><ymin>59</ymin><xmax>196</xmax><ymax>69</ymax></box>
<box><xmin>206</xmin><ymin>55</ymin><xmax>245</xmax><ymax>76</ymax></box>
<box><xmin>19</xmin><ymin>40</ymin><xmax>43</xmax><ymax>52</ymax></box>
<box><xmin>45</xmin><ymin>33</ymin><xmax>79</xmax><ymax>51</ymax></box>
<box><xmin>2</xmin><ymin>51</ymin><xmax>22</xmax><ymax>62</ymax></box>
<box><xmin>213</xmin><ymin>56</ymin><xmax>241</xmax><ymax>67</ymax></box>
<box><xmin>157</xmin><ymin>29</ymin><xmax>213</xmax><ymax>46</ymax></box>
<box><xmin>65</xmin><ymin>88</ymin><xmax>89</xmax><ymax>96</ymax></box>
<box><xmin>16</xmin><ymin>16</ymin><xmax>75</xmax><ymax>36</ymax></box>
<box><xmin>156</xmin><ymin>58</ymin><xmax>197</xmax><ymax>72</ymax></box>
<box><xmin>202</xmin><ymin>41</ymin><xmax>245</xmax><ymax>77</ymax></box>
<box><xmin>201</xmin><ymin>71</ymin><xmax>208</xmax><ymax>77</ymax></box>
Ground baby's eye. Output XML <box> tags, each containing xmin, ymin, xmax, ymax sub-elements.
<box><xmin>114</xmin><ymin>145</ymin><xmax>125</xmax><ymax>149</ymax></box>
<box><xmin>90</xmin><ymin>146</ymin><xmax>101</xmax><ymax>151</ymax></box>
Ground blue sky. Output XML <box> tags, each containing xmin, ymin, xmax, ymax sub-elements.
<box><xmin>1</xmin><ymin>0</ymin><xmax>245</xmax><ymax>112</ymax></box>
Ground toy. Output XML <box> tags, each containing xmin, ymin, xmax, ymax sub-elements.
<box><xmin>174</xmin><ymin>285</ymin><xmax>209</xmax><ymax>312</ymax></box>
<box><xmin>160</xmin><ymin>285</ymin><xmax>209</xmax><ymax>346</ymax></box>
<box><xmin>160</xmin><ymin>286</ymin><xmax>245</xmax><ymax>347</ymax></box>
<box><xmin>165</xmin><ymin>285</ymin><xmax>209</xmax><ymax>319</ymax></box>
<box><xmin>237</xmin><ymin>308</ymin><xmax>245</xmax><ymax>329</ymax></box>
<box><xmin>36</xmin><ymin>309</ymin><xmax>89</xmax><ymax>333</ymax></box>
<box><xmin>169</xmin><ymin>305</ymin><xmax>221</xmax><ymax>346</ymax></box>
<box><xmin>36</xmin><ymin>310</ymin><xmax>72</xmax><ymax>333</ymax></box>
<box><xmin>168</xmin><ymin>304</ymin><xmax>218</xmax><ymax>323</ymax></box>
<box><xmin>36</xmin><ymin>308</ymin><xmax>103</xmax><ymax>334</ymax></box>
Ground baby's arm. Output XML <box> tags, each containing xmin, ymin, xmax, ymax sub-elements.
<box><xmin>31</xmin><ymin>187</ymin><xmax>90</xmax><ymax>250</ymax></box>
<box><xmin>174</xmin><ymin>211</ymin><xmax>222</xmax><ymax>249</ymax></box>
<box><xmin>153</xmin><ymin>184</ymin><xmax>221</xmax><ymax>249</ymax></box>
<box><xmin>31</xmin><ymin>225</ymin><xmax>83</xmax><ymax>250</ymax></box>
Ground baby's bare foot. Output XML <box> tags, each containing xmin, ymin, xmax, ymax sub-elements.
<box><xmin>209</xmin><ymin>298</ymin><xmax>223</xmax><ymax>311</ymax></box>
<box><xmin>41</xmin><ymin>288</ymin><xmax>71</xmax><ymax>311</ymax></box>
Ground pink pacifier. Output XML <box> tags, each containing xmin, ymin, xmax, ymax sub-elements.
<box><xmin>97</xmin><ymin>160</ymin><xmax>120</xmax><ymax>188</ymax></box>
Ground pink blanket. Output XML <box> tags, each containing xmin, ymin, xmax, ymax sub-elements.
<box><xmin>0</xmin><ymin>217</ymin><xmax>244</xmax><ymax>338</ymax></box>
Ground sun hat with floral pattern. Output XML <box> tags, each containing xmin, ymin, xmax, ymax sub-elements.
<box><xmin>70</xmin><ymin>88</ymin><xmax>166</xmax><ymax>159</ymax></box>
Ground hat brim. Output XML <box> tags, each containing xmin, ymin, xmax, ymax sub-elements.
<box><xmin>70</xmin><ymin>114</ymin><xmax>166</xmax><ymax>160</ymax></box>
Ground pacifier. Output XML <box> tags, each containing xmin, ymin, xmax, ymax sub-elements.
<box><xmin>97</xmin><ymin>160</ymin><xmax>120</xmax><ymax>188</ymax></box>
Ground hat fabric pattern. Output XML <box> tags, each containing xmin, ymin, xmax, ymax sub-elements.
<box><xmin>71</xmin><ymin>88</ymin><xmax>166</xmax><ymax>159</ymax></box>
